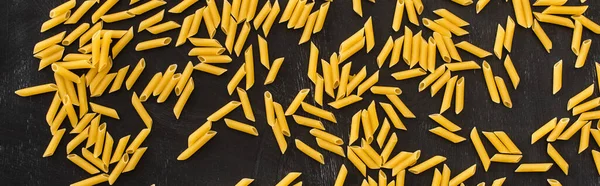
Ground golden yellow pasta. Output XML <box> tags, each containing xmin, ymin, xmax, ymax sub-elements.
<box><xmin>490</xmin><ymin>154</ymin><xmax>522</xmax><ymax>163</ymax></box>
<box><xmin>449</xmin><ymin>164</ymin><xmax>476</xmax><ymax>186</ymax></box>
<box><xmin>262</xmin><ymin>0</ymin><xmax>280</xmax><ymax>37</ymax></box>
<box><xmin>531</xmin><ymin>118</ymin><xmax>557</xmax><ymax>144</ymax></box>
<box><xmin>135</xmin><ymin>37</ymin><xmax>172</xmax><ymax>51</ymax></box>
<box><xmin>409</xmin><ymin>155</ymin><xmax>447</xmax><ymax>174</ymax></box>
<box><xmin>430</xmin><ymin>127</ymin><xmax>466</xmax><ymax>143</ymax></box>
<box><xmin>567</xmin><ymin>84</ymin><xmax>594</xmax><ymax>110</ymax></box>
<box><xmin>435</xmin><ymin>18</ymin><xmax>469</xmax><ymax>36</ymax></box>
<box><xmin>494</xmin><ymin>76</ymin><xmax>513</xmax><ymax>108</ymax></box>
<box><xmin>575</xmin><ymin>39</ymin><xmax>592</xmax><ymax>68</ymax></box>
<box><xmin>225</xmin><ymin>118</ymin><xmax>259</xmax><ymax>136</ymax></box>
<box><xmin>514</xmin><ymin>163</ymin><xmax>553</xmax><ymax>172</ymax></box>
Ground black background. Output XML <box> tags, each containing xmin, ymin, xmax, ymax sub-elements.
<box><xmin>1</xmin><ymin>0</ymin><xmax>600</xmax><ymax>185</ymax></box>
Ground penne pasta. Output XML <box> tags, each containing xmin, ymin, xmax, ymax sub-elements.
<box><xmin>533</xmin><ymin>0</ymin><xmax>567</xmax><ymax>6</ymax></box>
<box><xmin>67</xmin><ymin>154</ymin><xmax>100</xmax><ymax>174</ymax></box>
<box><xmin>490</xmin><ymin>154</ymin><xmax>522</xmax><ymax>163</ymax></box>
<box><xmin>285</xmin><ymin>89</ymin><xmax>310</xmax><ymax>115</ymax></box>
<box><xmin>101</xmin><ymin>11</ymin><xmax>135</xmax><ymax>23</ymax></box>
<box><xmin>481</xmin><ymin>61</ymin><xmax>500</xmax><ymax>103</ymax></box>
<box><xmin>357</xmin><ymin>71</ymin><xmax>379</xmax><ymax>96</ymax></box>
<box><xmin>376</xmin><ymin>118</ymin><xmax>391</xmax><ymax>147</ymax></box>
<box><xmin>575</xmin><ymin>39</ymin><xmax>592</xmax><ymax>68</ymax></box>
<box><xmin>65</xmin><ymin>0</ymin><xmax>96</xmax><ymax>24</ymax></box>
<box><xmin>295</xmin><ymin>139</ymin><xmax>324</xmax><ymax>164</ymax></box>
<box><xmin>262</xmin><ymin>0</ymin><xmax>280</xmax><ymax>37</ymax></box>
<box><xmin>553</xmin><ymin>60</ymin><xmax>563</xmax><ymax>94</ymax></box>
<box><xmin>390</xmin><ymin>36</ymin><xmax>405</xmax><ymax>68</ymax></box>
<box><xmin>135</xmin><ymin>37</ymin><xmax>172</xmax><ymax>51</ymax></box>
<box><xmin>264</xmin><ymin>91</ymin><xmax>276</xmax><ymax>126</ymax></box>
<box><xmin>572</xmin><ymin>15</ymin><xmax>600</xmax><ymax>34</ymax></box>
<box><xmin>533</xmin><ymin>12</ymin><xmax>574</xmax><ymax>28</ymax></box>
<box><xmin>514</xmin><ymin>163</ymin><xmax>553</xmax><ymax>172</ymax></box>
<box><xmin>235</xmin><ymin>178</ymin><xmax>254</xmax><ymax>186</ymax></box>
<box><xmin>349</xmin><ymin>111</ymin><xmax>361</xmax><ymax>144</ymax></box>
<box><xmin>227</xmin><ymin>64</ymin><xmax>246</xmax><ymax>95</ymax></box>
<box><xmin>91</xmin><ymin>0</ymin><xmax>118</xmax><ymax>23</ymax></box>
<box><xmin>455</xmin><ymin>77</ymin><xmax>465</xmax><ymax>114</ymax></box>
<box><xmin>273</xmin><ymin>102</ymin><xmax>290</xmax><ymax>136</ymax></box>
<box><xmin>225</xmin><ymin>118</ymin><xmax>259</xmax><ymax>136</ymax></box>
<box><xmin>15</xmin><ymin>83</ymin><xmax>57</xmax><ymax>97</ymax></box>
<box><xmin>178</xmin><ymin>130</ymin><xmax>216</xmax><ymax>160</ymax></box>
<box><xmin>370</xmin><ymin>86</ymin><xmax>402</xmax><ymax>95</ymax></box>
<box><xmin>430</xmin><ymin>127</ymin><xmax>466</xmax><ymax>143</ymax></box>
<box><xmin>449</xmin><ymin>165</ymin><xmax>476</xmax><ymax>186</ymax></box>
<box><xmin>346</xmin><ymin>67</ymin><xmax>367</xmax><ymax>95</ymax></box>
<box><xmin>234</xmin><ymin>22</ymin><xmax>251</xmax><ymax>56</ymax></box>
<box><xmin>532</xmin><ymin>20</ymin><xmax>552</xmax><ymax>53</ymax></box>
<box><xmin>440</xmin><ymin>76</ymin><xmax>458</xmax><ymax>113</ymax></box>
<box><xmin>109</xmin><ymin>65</ymin><xmax>129</xmax><ymax>93</ymax></box>
<box><xmin>567</xmin><ymin>84</ymin><xmax>594</xmax><ymax>110</ymax></box>
<box><xmin>264</xmin><ymin>57</ymin><xmax>284</xmax><ymax>85</ymax></box>
<box><xmin>531</xmin><ymin>118</ymin><xmax>557</xmax><ymax>144</ymax></box>
<box><xmin>547</xmin><ymin>143</ymin><xmax>569</xmax><ymax>174</ymax></box>
<box><xmin>495</xmin><ymin>76</ymin><xmax>513</xmax><ymax>108</ymax></box>
<box><xmin>504</xmin><ymin>16</ymin><xmax>516</xmax><ymax>52</ymax></box>
<box><xmin>542</xmin><ymin>5</ymin><xmax>588</xmax><ymax>15</ymax></box>
<box><xmin>207</xmin><ymin>101</ymin><xmax>241</xmax><ymax>122</ymax></box>
<box><xmin>430</xmin><ymin>69</ymin><xmax>451</xmax><ymax>97</ymax></box>
<box><xmin>455</xmin><ymin>41</ymin><xmax>492</xmax><ymax>58</ymax></box>
<box><xmin>405</xmin><ymin>0</ymin><xmax>419</xmax><ymax>25</ymax></box>
<box><xmin>409</xmin><ymin>156</ymin><xmax>446</xmax><ymax>175</ymax></box>
<box><xmin>301</xmin><ymin>102</ymin><xmax>336</xmax><ymax>123</ymax></box>
<box><xmin>580</xmin><ymin>122</ymin><xmax>591</xmax><ymax>153</ymax></box>
<box><xmin>471</xmin><ymin>128</ymin><xmax>491</xmax><ymax>171</ymax></box>
<box><xmin>381</xmin><ymin>133</ymin><xmax>398</xmax><ymax>163</ymax></box>
<box><xmin>194</xmin><ymin>62</ymin><xmax>227</xmax><ymax>75</ymax></box>
<box><xmin>236</xmin><ymin>88</ymin><xmax>256</xmax><ymax>122</ymax></box>
<box><xmin>132</xmin><ymin>92</ymin><xmax>153</xmax><ymax>128</ymax></box>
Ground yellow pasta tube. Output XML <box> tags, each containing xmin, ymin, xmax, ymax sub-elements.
<box><xmin>273</xmin><ymin>102</ymin><xmax>290</xmax><ymax>136</ymax></box>
<box><xmin>500</xmin><ymin>56</ymin><xmax>520</xmax><ymax>90</ymax></box>
<box><xmin>455</xmin><ymin>77</ymin><xmax>465</xmax><ymax>114</ymax></box>
<box><xmin>173</xmin><ymin>78</ymin><xmax>194</xmax><ymax>119</ymax></box>
<box><xmin>194</xmin><ymin>62</ymin><xmax>227</xmax><ymax>75</ymax></box>
<box><xmin>391</xmin><ymin>68</ymin><xmax>427</xmax><ymax>81</ymax></box>
<box><xmin>481</xmin><ymin>61</ymin><xmax>500</xmax><ymax>103</ymax></box>
<box><xmin>348</xmin><ymin>111</ymin><xmax>361</xmax><ymax>144</ymax></box>
<box><xmin>41</xmin><ymin>11</ymin><xmax>70</xmax><ymax>33</ymax></box>
<box><xmin>390</xmin><ymin>36</ymin><xmax>405</xmax><ymax>68</ymax></box>
<box><xmin>552</xmin><ymin>60</ymin><xmax>563</xmax><ymax>94</ymax></box>
<box><xmin>307</xmin><ymin>42</ymin><xmax>319</xmax><ymax>82</ymax></box>
<box><xmin>593</xmin><ymin>150</ymin><xmax>600</xmax><ymax>176</ymax></box>
<box><xmin>234</xmin><ymin>88</ymin><xmax>256</xmax><ymax>122</ymax></box>
<box><xmin>546</xmin><ymin>118</ymin><xmax>568</xmax><ymax>142</ymax></box>
<box><xmin>93</xmin><ymin>123</ymin><xmax>107</xmax><ymax>158</ymax></box>
<box><xmin>339</xmin><ymin>36</ymin><xmax>365</xmax><ymax>63</ymax></box>
<box><xmin>187</xmin><ymin>121</ymin><xmax>212</xmax><ymax>147</ymax></box>
<box><xmin>225</xmin><ymin>118</ymin><xmax>259</xmax><ymax>136</ymax></box>
<box><xmin>101</xmin><ymin>11</ymin><xmax>135</xmax><ymax>23</ymax></box>
<box><xmin>68</xmin><ymin>128</ymin><xmax>89</xmax><ymax>154</ymax></box>
<box><xmin>257</xmin><ymin>35</ymin><xmax>270</xmax><ymax>69</ymax></box>
<box><xmin>234</xmin><ymin>22</ymin><xmax>251</xmax><ymax>56</ymax></box>
<box><xmin>253</xmin><ymin>1</ymin><xmax>271</xmax><ymax>29</ymax></box>
<box><xmin>444</xmin><ymin>61</ymin><xmax>481</xmax><ymax>72</ymax></box>
<box><xmin>62</xmin><ymin>23</ymin><xmax>90</xmax><ymax>46</ymax></box>
<box><xmin>72</xmin><ymin>113</ymin><xmax>95</xmax><ymax>134</ymax></box>
<box><xmin>285</xmin><ymin>89</ymin><xmax>310</xmax><ymax>115</ymax></box>
<box><xmin>175</xmin><ymin>15</ymin><xmax>194</xmax><ymax>47</ymax></box>
<box><xmin>264</xmin><ymin>91</ymin><xmax>276</xmax><ymax>126</ymax></box>
<box><xmin>532</xmin><ymin>20</ymin><xmax>552</xmax><ymax>53</ymax></box>
<box><xmin>514</xmin><ymin>163</ymin><xmax>553</xmax><ymax>172</ymax></box>
<box><xmin>313</xmin><ymin>2</ymin><xmax>329</xmax><ymax>33</ymax></box>
<box><xmin>352</xmin><ymin>0</ymin><xmax>362</xmax><ymax>17</ymax></box>
<box><xmin>174</xmin><ymin>62</ymin><xmax>194</xmax><ymax>96</ymax></box>
<box><xmin>532</xmin><ymin>12</ymin><xmax>574</xmax><ymax>28</ymax></box>
<box><xmin>405</xmin><ymin>0</ymin><xmax>419</xmax><ymax>25</ymax></box>
<box><xmin>547</xmin><ymin>179</ymin><xmax>562</xmax><ymax>186</ymax></box>
<box><xmin>430</xmin><ymin>127</ymin><xmax>466</xmax><ymax>143</ymax></box>
<box><xmin>89</xmin><ymin>102</ymin><xmax>119</xmax><ymax>119</ymax></box>
<box><xmin>455</xmin><ymin>41</ymin><xmax>492</xmax><ymax>58</ymax></box>
<box><xmin>179</xmin><ymin>130</ymin><xmax>217</xmax><ymax>160</ymax></box>
<box><xmin>493</xmin><ymin>25</ymin><xmax>506</xmax><ymax>59</ymax></box>
<box><xmin>400</xmin><ymin>27</ymin><xmax>413</xmax><ymax>64</ymax></box>
<box><xmin>108</xmin><ymin>65</ymin><xmax>129</xmax><ymax>93</ymax></box>
<box><xmin>571</xmin><ymin>19</ymin><xmax>583</xmax><ymax>55</ymax></box>
<box><xmin>360</xmin><ymin>110</ymin><xmax>374</xmax><ymax>143</ymax></box>
<box><xmin>128</xmin><ymin>0</ymin><xmax>165</xmax><ymax>15</ymax></box>
<box><xmin>276</xmin><ymin>172</ymin><xmax>302</xmax><ymax>186</ymax></box>
<box><xmin>310</xmin><ymin>129</ymin><xmax>343</xmax><ymax>145</ymax></box>
<box><xmin>206</xmin><ymin>0</ymin><xmax>221</xmax><ymax>26</ymax></box>
<box><xmin>376</xmin><ymin>37</ymin><xmax>394</xmax><ymax>68</ymax></box>
<box><xmin>494</xmin><ymin>76</ymin><xmax>513</xmax><ymax>108</ymax></box>
<box><xmin>67</xmin><ymin>154</ymin><xmax>100</xmax><ymax>174</ymax></box>
<box><xmin>293</xmin><ymin>2</ymin><xmax>315</xmax><ymax>29</ymax></box>
<box><xmin>138</xmin><ymin>10</ymin><xmax>164</xmax><ymax>32</ymax></box>
<box><xmin>357</xmin><ymin>71</ymin><xmax>379</xmax><ymax>96</ymax></box>
<box><xmin>279</xmin><ymin>0</ymin><xmax>299</xmax><ymax>23</ymax></box>
<box><xmin>295</xmin><ymin>139</ymin><xmax>324</xmax><ymax>164</ymax></box>
<box><xmin>364</xmin><ymin>17</ymin><xmax>375</xmax><ymax>52</ymax></box>
<box><xmin>108</xmin><ymin>154</ymin><xmax>129</xmax><ymax>185</ymax></box>
<box><xmin>381</xmin><ymin>133</ymin><xmax>398</xmax><ymax>163</ymax></box>
<box><xmin>71</xmin><ymin>174</ymin><xmax>109</xmax><ymax>186</ymax></box>
<box><xmin>111</xmin><ymin>28</ymin><xmax>133</xmax><ymax>58</ymax></box>
<box><xmin>101</xmin><ymin>132</ymin><xmax>114</xmax><ymax>166</ymax></box>
<box><xmin>435</xmin><ymin>18</ymin><xmax>469</xmax><ymax>37</ymax></box>
<box><xmin>334</xmin><ymin>165</ymin><xmax>347</xmax><ymax>186</ymax></box>
<box><xmin>81</xmin><ymin>145</ymin><xmax>108</xmax><ymax>173</ymax></box>
<box><xmin>429</xmin><ymin>114</ymin><xmax>461</xmax><ymax>132</ymax></box>
<box><xmin>271</xmin><ymin>120</ymin><xmax>288</xmax><ymax>154</ymax></box>
<box><xmin>169</xmin><ymin>0</ymin><xmax>199</xmax><ymax>13</ymax></box>
<box><xmin>188</xmin><ymin>48</ymin><xmax>225</xmax><ymax>56</ymax></box>
<box><xmin>262</xmin><ymin>0</ymin><xmax>280</xmax><ymax>37</ymax></box>
<box><xmin>391</xmin><ymin>0</ymin><xmax>405</xmax><ymax>31</ymax></box>
<box><xmin>470</xmin><ymin>128</ymin><xmax>490</xmax><ymax>171</ymax></box>
<box><xmin>139</xmin><ymin>72</ymin><xmax>162</xmax><ymax>102</ymax></box>
<box><xmin>532</xmin><ymin>118</ymin><xmax>557</xmax><ymax>144</ymax></box>
<box><xmin>567</xmin><ymin>84</ymin><xmax>594</xmax><ymax>110</ymax></box>
<box><xmin>391</xmin><ymin>150</ymin><xmax>420</xmax><ymax>176</ymax></box>
<box><xmin>131</xmin><ymin>92</ymin><xmax>153</xmax><ymax>128</ymax></box>
<box><xmin>110</xmin><ymin>135</ymin><xmax>131</xmax><ymax>165</ymax></box>
<box><xmin>443</xmin><ymin>36</ymin><xmax>461</xmax><ymax>61</ymax></box>
<box><xmin>125</xmin><ymin>59</ymin><xmax>146</xmax><ymax>90</ymax></box>
<box><xmin>235</xmin><ymin>178</ymin><xmax>255</xmax><ymax>186</ymax></box>
<box><xmin>135</xmin><ymin>37</ymin><xmax>172</xmax><ymax>51</ymax></box>
<box><xmin>90</xmin><ymin>72</ymin><xmax>116</xmax><ymax>97</ymax></box>
<box><xmin>350</xmin><ymin>146</ymin><xmax>378</xmax><ymax>169</ymax></box>
<box><xmin>386</xmin><ymin>94</ymin><xmax>415</xmax><ymax>118</ymax></box>
<box><xmin>207</xmin><ymin>101</ymin><xmax>242</xmax><ymax>122</ymax></box>
<box><xmin>423</xmin><ymin>18</ymin><xmax>451</xmax><ymax>37</ymax></box>
<box><xmin>383</xmin><ymin>151</ymin><xmax>412</xmax><ymax>168</ymax></box>
<box><xmin>51</xmin><ymin>65</ymin><xmax>80</xmax><ymax>84</ymax></box>
<box><xmin>542</xmin><ymin>5</ymin><xmax>588</xmax><ymax>15</ymax></box>
<box><xmin>490</xmin><ymin>154</ymin><xmax>522</xmax><ymax>163</ymax></box>
<box><xmin>15</xmin><ymin>83</ymin><xmax>57</xmax><ymax>97</ymax></box>
<box><xmin>34</xmin><ymin>45</ymin><xmax>63</xmax><ymax>59</ymax></box>
<box><xmin>573</xmin><ymin>97</ymin><xmax>600</xmax><ymax>116</ymax></box>
<box><xmin>409</xmin><ymin>155</ymin><xmax>446</xmax><ymax>174</ymax></box>
<box><xmin>533</xmin><ymin>0</ymin><xmax>567</xmax><ymax>6</ymax></box>
<box><xmin>427</xmin><ymin>37</ymin><xmax>437</xmax><ymax>72</ymax></box>
<box><xmin>575</xmin><ymin>39</ymin><xmax>592</xmax><ymax>68</ymax></box>
<box><xmin>430</xmin><ymin>69</ymin><xmax>451</xmax><ymax>97</ymax></box>
<box><xmin>301</xmin><ymin>102</ymin><xmax>337</xmax><ymax>123</ymax></box>
<box><xmin>572</xmin><ymin>15</ymin><xmax>600</xmax><ymax>34</ymax></box>
<box><xmin>433</xmin><ymin>9</ymin><xmax>469</xmax><ymax>26</ymax></box>
<box><xmin>298</xmin><ymin>10</ymin><xmax>318</xmax><ymax>44</ymax></box>
<box><xmin>482</xmin><ymin>131</ymin><xmax>510</xmax><ymax>153</ymax></box>
<box><xmin>244</xmin><ymin>47</ymin><xmax>256</xmax><ymax>90</ymax></box>
<box><xmin>92</xmin><ymin>0</ymin><xmax>118</xmax><ymax>23</ymax></box>
<box><xmin>449</xmin><ymin>164</ymin><xmax>476</xmax><ymax>186</ymax></box>
<box><xmin>494</xmin><ymin>131</ymin><xmax>521</xmax><ymax>154</ymax></box>
<box><xmin>42</xmin><ymin>128</ymin><xmax>65</xmax><ymax>157</ymax></box>
<box><xmin>329</xmin><ymin>95</ymin><xmax>363</xmax><ymax>109</ymax></box>
<box><xmin>440</xmin><ymin>76</ymin><xmax>458</xmax><ymax>113</ymax></box>
<box><xmin>65</xmin><ymin>0</ymin><xmax>95</xmax><ymax>24</ymax></box>
<box><xmin>345</xmin><ymin>67</ymin><xmax>367</xmax><ymax>95</ymax></box>
<box><xmin>432</xmin><ymin>32</ymin><xmax>451</xmax><ymax>63</ymax></box>
<box><xmin>379</xmin><ymin>103</ymin><xmax>405</xmax><ymax>130</ymax></box>
<box><xmin>579</xmin><ymin>122</ymin><xmax>591</xmax><ymax>153</ymax></box>
<box><xmin>315</xmin><ymin>74</ymin><xmax>323</xmax><ymax>105</ymax></box>
<box><xmin>410</xmin><ymin>31</ymin><xmax>422</xmax><ymax>68</ymax></box>
<box><xmin>79</xmin><ymin>22</ymin><xmax>102</xmax><ymax>47</ymax></box>
<box><xmin>547</xmin><ymin>143</ymin><xmax>569</xmax><ymax>174</ymax></box>
<box><xmin>121</xmin><ymin>146</ymin><xmax>146</xmax><ymax>173</ymax></box>
<box><xmin>375</xmin><ymin>118</ymin><xmax>390</xmax><ymax>147</ymax></box>
<box><xmin>370</xmin><ymin>86</ymin><xmax>402</xmax><ymax>95</ymax></box>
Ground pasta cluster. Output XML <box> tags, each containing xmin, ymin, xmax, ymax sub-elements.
<box><xmin>15</xmin><ymin>0</ymin><xmax>600</xmax><ymax>185</ymax></box>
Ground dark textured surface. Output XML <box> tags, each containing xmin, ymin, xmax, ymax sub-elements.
<box><xmin>2</xmin><ymin>0</ymin><xmax>600</xmax><ymax>185</ymax></box>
